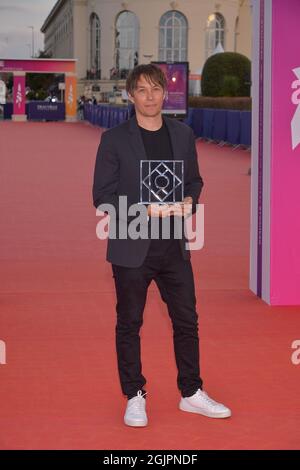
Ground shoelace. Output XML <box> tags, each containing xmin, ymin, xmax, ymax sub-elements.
<box><xmin>195</xmin><ymin>389</ymin><xmax>219</xmax><ymax>407</ymax></box>
<box><xmin>128</xmin><ymin>390</ymin><xmax>147</xmax><ymax>412</ymax></box>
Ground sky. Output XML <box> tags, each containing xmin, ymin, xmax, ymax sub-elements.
<box><xmin>0</xmin><ymin>0</ymin><xmax>57</xmax><ymax>58</ymax></box>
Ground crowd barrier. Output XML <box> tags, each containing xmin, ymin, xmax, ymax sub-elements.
<box><xmin>84</xmin><ymin>104</ymin><xmax>129</xmax><ymax>129</ymax></box>
<box><xmin>3</xmin><ymin>102</ymin><xmax>65</xmax><ymax>121</ymax></box>
<box><xmin>186</xmin><ymin>108</ymin><xmax>251</xmax><ymax>146</ymax></box>
<box><xmin>3</xmin><ymin>101</ymin><xmax>251</xmax><ymax>147</ymax></box>
<box><xmin>27</xmin><ymin>102</ymin><xmax>65</xmax><ymax>121</ymax></box>
<box><xmin>85</xmin><ymin>103</ymin><xmax>250</xmax><ymax>147</ymax></box>
<box><xmin>3</xmin><ymin>103</ymin><xmax>13</xmax><ymax>119</ymax></box>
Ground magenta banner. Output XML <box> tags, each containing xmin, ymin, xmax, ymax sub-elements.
<box><xmin>251</xmin><ymin>0</ymin><xmax>300</xmax><ymax>305</ymax></box>
<box><xmin>13</xmin><ymin>75</ymin><xmax>25</xmax><ymax>115</ymax></box>
<box><xmin>0</xmin><ymin>58</ymin><xmax>75</xmax><ymax>73</ymax></box>
<box><xmin>270</xmin><ymin>0</ymin><xmax>300</xmax><ymax>304</ymax></box>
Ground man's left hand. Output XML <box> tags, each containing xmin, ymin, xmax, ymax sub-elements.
<box><xmin>168</xmin><ymin>196</ymin><xmax>193</xmax><ymax>218</ymax></box>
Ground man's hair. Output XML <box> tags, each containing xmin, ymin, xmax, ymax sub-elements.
<box><xmin>126</xmin><ymin>64</ymin><xmax>167</xmax><ymax>96</ymax></box>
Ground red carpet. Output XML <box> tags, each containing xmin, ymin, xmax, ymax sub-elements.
<box><xmin>0</xmin><ymin>121</ymin><xmax>299</xmax><ymax>449</ymax></box>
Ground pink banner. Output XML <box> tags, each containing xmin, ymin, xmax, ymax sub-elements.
<box><xmin>271</xmin><ymin>0</ymin><xmax>300</xmax><ymax>304</ymax></box>
<box><xmin>13</xmin><ymin>75</ymin><xmax>26</xmax><ymax>116</ymax></box>
<box><xmin>0</xmin><ymin>59</ymin><xmax>76</xmax><ymax>74</ymax></box>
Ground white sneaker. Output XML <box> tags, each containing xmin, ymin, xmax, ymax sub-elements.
<box><xmin>124</xmin><ymin>390</ymin><xmax>148</xmax><ymax>427</ymax></box>
<box><xmin>179</xmin><ymin>389</ymin><xmax>231</xmax><ymax>419</ymax></box>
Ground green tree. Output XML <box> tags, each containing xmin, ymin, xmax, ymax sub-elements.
<box><xmin>201</xmin><ymin>52</ymin><xmax>251</xmax><ymax>97</ymax></box>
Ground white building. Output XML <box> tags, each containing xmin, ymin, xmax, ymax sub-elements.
<box><xmin>41</xmin><ymin>0</ymin><xmax>252</xmax><ymax>96</ymax></box>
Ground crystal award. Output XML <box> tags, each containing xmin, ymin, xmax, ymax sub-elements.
<box><xmin>139</xmin><ymin>160</ymin><xmax>184</xmax><ymax>204</ymax></box>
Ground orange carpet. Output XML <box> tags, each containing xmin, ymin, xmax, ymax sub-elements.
<box><xmin>0</xmin><ymin>121</ymin><xmax>299</xmax><ymax>450</ymax></box>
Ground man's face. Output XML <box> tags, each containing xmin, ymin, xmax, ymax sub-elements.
<box><xmin>129</xmin><ymin>74</ymin><xmax>165</xmax><ymax>118</ymax></box>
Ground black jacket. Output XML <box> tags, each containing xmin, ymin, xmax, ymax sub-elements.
<box><xmin>92</xmin><ymin>114</ymin><xmax>204</xmax><ymax>267</ymax></box>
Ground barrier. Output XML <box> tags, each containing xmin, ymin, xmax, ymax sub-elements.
<box><xmin>27</xmin><ymin>101</ymin><xmax>65</xmax><ymax>121</ymax></box>
<box><xmin>191</xmin><ymin>108</ymin><xmax>204</xmax><ymax>138</ymax></box>
<box><xmin>84</xmin><ymin>104</ymin><xmax>251</xmax><ymax>146</ymax></box>
<box><xmin>212</xmin><ymin>109</ymin><xmax>227</xmax><ymax>142</ymax></box>
<box><xmin>183</xmin><ymin>108</ymin><xmax>194</xmax><ymax>127</ymax></box>
<box><xmin>240</xmin><ymin>111</ymin><xmax>252</xmax><ymax>146</ymax></box>
<box><xmin>227</xmin><ymin>110</ymin><xmax>241</xmax><ymax>145</ymax></box>
<box><xmin>3</xmin><ymin>102</ymin><xmax>13</xmax><ymax>119</ymax></box>
<box><xmin>202</xmin><ymin>109</ymin><xmax>215</xmax><ymax>140</ymax></box>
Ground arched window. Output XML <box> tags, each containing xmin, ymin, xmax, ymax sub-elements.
<box><xmin>205</xmin><ymin>12</ymin><xmax>225</xmax><ymax>58</ymax></box>
<box><xmin>90</xmin><ymin>13</ymin><xmax>101</xmax><ymax>78</ymax></box>
<box><xmin>115</xmin><ymin>11</ymin><xmax>139</xmax><ymax>77</ymax></box>
<box><xmin>234</xmin><ymin>16</ymin><xmax>239</xmax><ymax>52</ymax></box>
<box><xmin>159</xmin><ymin>10</ymin><xmax>188</xmax><ymax>62</ymax></box>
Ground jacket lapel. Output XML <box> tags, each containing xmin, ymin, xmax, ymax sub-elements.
<box><xmin>128</xmin><ymin>114</ymin><xmax>148</xmax><ymax>162</ymax></box>
<box><xmin>163</xmin><ymin>116</ymin><xmax>183</xmax><ymax>161</ymax></box>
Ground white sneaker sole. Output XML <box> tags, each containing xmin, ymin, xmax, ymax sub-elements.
<box><xmin>124</xmin><ymin>418</ymin><xmax>148</xmax><ymax>427</ymax></box>
<box><xmin>179</xmin><ymin>400</ymin><xmax>231</xmax><ymax>419</ymax></box>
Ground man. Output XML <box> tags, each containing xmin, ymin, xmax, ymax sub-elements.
<box><xmin>93</xmin><ymin>64</ymin><xmax>231</xmax><ymax>427</ymax></box>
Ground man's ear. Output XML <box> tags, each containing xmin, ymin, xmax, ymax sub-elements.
<box><xmin>127</xmin><ymin>93</ymin><xmax>134</xmax><ymax>104</ymax></box>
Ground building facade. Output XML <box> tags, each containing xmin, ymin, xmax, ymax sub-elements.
<box><xmin>41</xmin><ymin>0</ymin><xmax>252</xmax><ymax>94</ymax></box>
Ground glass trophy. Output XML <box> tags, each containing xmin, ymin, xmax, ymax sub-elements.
<box><xmin>139</xmin><ymin>160</ymin><xmax>184</xmax><ymax>204</ymax></box>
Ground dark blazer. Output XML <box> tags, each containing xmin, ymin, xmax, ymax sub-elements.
<box><xmin>92</xmin><ymin>114</ymin><xmax>204</xmax><ymax>267</ymax></box>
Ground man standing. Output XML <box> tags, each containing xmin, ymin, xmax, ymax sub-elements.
<box><xmin>93</xmin><ymin>64</ymin><xmax>231</xmax><ymax>427</ymax></box>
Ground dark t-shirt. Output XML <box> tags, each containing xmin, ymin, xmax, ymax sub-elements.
<box><xmin>139</xmin><ymin>121</ymin><xmax>181</xmax><ymax>258</ymax></box>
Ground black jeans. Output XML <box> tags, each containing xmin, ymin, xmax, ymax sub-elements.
<box><xmin>112</xmin><ymin>242</ymin><xmax>203</xmax><ymax>399</ymax></box>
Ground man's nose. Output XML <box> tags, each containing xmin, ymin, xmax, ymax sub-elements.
<box><xmin>146</xmin><ymin>90</ymin><xmax>154</xmax><ymax>100</ymax></box>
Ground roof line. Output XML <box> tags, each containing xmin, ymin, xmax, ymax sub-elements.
<box><xmin>41</xmin><ymin>0</ymin><xmax>66</xmax><ymax>33</ymax></box>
